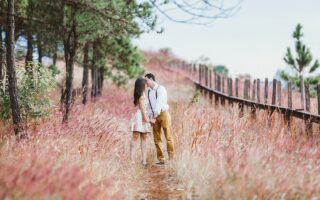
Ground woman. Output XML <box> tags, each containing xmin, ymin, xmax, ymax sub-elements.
<box><xmin>130</xmin><ymin>77</ymin><xmax>151</xmax><ymax>165</ymax></box>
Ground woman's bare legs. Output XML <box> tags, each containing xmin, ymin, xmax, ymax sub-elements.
<box><xmin>130</xmin><ymin>132</ymin><xmax>140</xmax><ymax>162</ymax></box>
<box><xmin>140</xmin><ymin>133</ymin><xmax>147</xmax><ymax>165</ymax></box>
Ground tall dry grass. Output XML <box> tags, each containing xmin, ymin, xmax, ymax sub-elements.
<box><xmin>169</xmin><ymin>89</ymin><xmax>320</xmax><ymax>199</ymax></box>
<box><xmin>1</xmin><ymin>52</ymin><xmax>320</xmax><ymax>199</ymax></box>
<box><xmin>146</xmin><ymin>55</ymin><xmax>320</xmax><ymax>199</ymax></box>
<box><xmin>0</xmin><ymin>85</ymin><xmax>148</xmax><ymax>200</ymax></box>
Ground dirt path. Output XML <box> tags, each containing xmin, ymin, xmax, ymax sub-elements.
<box><xmin>133</xmin><ymin>58</ymin><xmax>195</xmax><ymax>200</ymax></box>
<box><xmin>136</xmin><ymin>165</ymin><xmax>186</xmax><ymax>200</ymax></box>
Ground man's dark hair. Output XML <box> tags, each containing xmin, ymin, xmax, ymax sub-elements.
<box><xmin>145</xmin><ymin>73</ymin><xmax>156</xmax><ymax>81</ymax></box>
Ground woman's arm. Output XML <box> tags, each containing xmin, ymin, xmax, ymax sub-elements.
<box><xmin>139</xmin><ymin>96</ymin><xmax>150</xmax><ymax>122</ymax></box>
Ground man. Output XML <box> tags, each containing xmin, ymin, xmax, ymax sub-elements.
<box><xmin>145</xmin><ymin>73</ymin><xmax>174</xmax><ymax>165</ymax></box>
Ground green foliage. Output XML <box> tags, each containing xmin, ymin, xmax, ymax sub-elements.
<box><xmin>279</xmin><ymin>70</ymin><xmax>320</xmax><ymax>97</ymax></box>
<box><xmin>281</xmin><ymin>24</ymin><xmax>320</xmax><ymax>96</ymax></box>
<box><xmin>284</xmin><ymin>23</ymin><xmax>319</xmax><ymax>73</ymax></box>
<box><xmin>213</xmin><ymin>65</ymin><xmax>229</xmax><ymax>76</ymax></box>
<box><xmin>0</xmin><ymin>63</ymin><xmax>56</xmax><ymax>120</ymax></box>
<box><xmin>48</xmin><ymin>64</ymin><xmax>60</xmax><ymax>77</ymax></box>
<box><xmin>15</xmin><ymin>49</ymin><xmax>26</xmax><ymax>60</ymax></box>
<box><xmin>73</xmin><ymin>0</ymin><xmax>156</xmax><ymax>86</ymax></box>
<box><xmin>104</xmin><ymin>37</ymin><xmax>146</xmax><ymax>86</ymax></box>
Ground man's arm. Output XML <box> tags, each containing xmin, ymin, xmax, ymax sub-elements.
<box><xmin>154</xmin><ymin>86</ymin><xmax>167</xmax><ymax>116</ymax></box>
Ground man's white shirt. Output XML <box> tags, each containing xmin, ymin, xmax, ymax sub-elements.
<box><xmin>147</xmin><ymin>83</ymin><xmax>169</xmax><ymax>118</ymax></box>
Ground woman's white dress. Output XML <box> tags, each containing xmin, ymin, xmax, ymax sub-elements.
<box><xmin>131</xmin><ymin>94</ymin><xmax>151</xmax><ymax>133</ymax></box>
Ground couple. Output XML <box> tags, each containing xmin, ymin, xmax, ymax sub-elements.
<box><xmin>130</xmin><ymin>73</ymin><xmax>174</xmax><ymax>166</ymax></box>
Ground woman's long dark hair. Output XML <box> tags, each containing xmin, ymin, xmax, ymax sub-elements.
<box><xmin>134</xmin><ymin>77</ymin><xmax>146</xmax><ymax>106</ymax></box>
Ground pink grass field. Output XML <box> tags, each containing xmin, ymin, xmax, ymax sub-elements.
<box><xmin>1</xmin><ymin>53</ymin><xmax>320</xmax><ymax>199</ymax></box>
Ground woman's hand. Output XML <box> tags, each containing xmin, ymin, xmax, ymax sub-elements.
<box><xmin>149</xmin><ymin>118</ymin><xmax>156</xmax><ymax>124</ymax></box>
<box><xmin>142</xmin><ymin>116</ymin><xmax>149</xmax><ymax>123</ymax></box>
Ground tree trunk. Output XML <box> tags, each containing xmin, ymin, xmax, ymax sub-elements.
<box><xmin>82</xmin><ymin>42</ymin><xmax>89</xmax><ymax>104</ymax></box>
<box><xmin>0</xmin><ymin>25</ymin><xmax>3</xmax><ymax>85</ymax></box>
<box><xmin>299</xmin><ymin>72</ymin><xmax>306</xmax><ymax>110</ymax></box>
<box><xmin>96</xmin><ymin>67</ymin><xmax>101</xmax><ymax>96</ymax></box>
<box><xmin>98</xmin><ymin>67</ymin><xmax>104</xmax><ymax>96</ymax></box>
<box><xmin>62</xmin><ymin>5</ymin><xmax>77</xmax><ymax>122</ymax></box>
<box><xmin>37</xmin><ymin>35</ymin><xmax>42</xmax><ymax>64</ymax></box>
<box><xmin>91</xmin><ymin>43</ymin><xmax>98</xmax><ymax>98</ymax></box>
<box><xmin>25</xmin><ymin>30</ymin><xmax>33</xmax><ymax>68</ymax></box>
<box><xmin>62</xmin><ymin>44</ymin><xmax>75</xmax><ymax>122</ymax></box>
<box><xmin>6</xmin><ymin>0</ymin><xmax>27</xmax><ymax>139</ymax></box>
<box><xmin>90</xmin><ymin>63</ymin><xmax>95</xmax><ymax>97</ymax></box>
<box><xmin>91</xmin><ymin>66</ymin><xmax>97</xmax><ymax>98</ymax></box>
<box><xmin>52</xmin><ymin>46</ymin><xmax>57</xmax><ymax>66</ymax></box>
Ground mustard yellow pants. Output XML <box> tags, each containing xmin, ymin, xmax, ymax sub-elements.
<box><xmin>153</xmin><ymin>111</ymin><xmax>174</xmax><ymax>162</ymax></box>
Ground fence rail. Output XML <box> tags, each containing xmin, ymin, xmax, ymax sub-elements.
<box><xmin>165</xmin><ymin>60</ymin><xmax>320</xmax><ymax>135</ymax></box>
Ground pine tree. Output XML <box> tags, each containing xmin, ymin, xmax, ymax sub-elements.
<box><xmin>283</xmin><ymin>24</ymin><xmax>319</xmax><ymax>110</ymax></box>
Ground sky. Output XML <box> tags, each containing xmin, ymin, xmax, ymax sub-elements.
<box><xmin>133</xmin><ymin>0</ymin><xmax>320</xmax><ymax>79</ymax></box>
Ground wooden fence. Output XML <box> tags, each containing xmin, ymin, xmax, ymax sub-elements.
<box><xmin>166</xmin><ymin>60</ymin><xmax>320</xmax><ymax>136</ymax></box>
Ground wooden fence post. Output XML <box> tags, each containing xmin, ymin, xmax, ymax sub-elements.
<box><xmin>208</xmin><ymin>68</ymin><xmax>213</xmax><ymax>102</ymax></box>
<box><xmin>252</xmin><ymin>79</ymin><xmax>256</xmax><ymax>102</ymax></box>
<box><xmin>217</xmin><ymin>75</ymin><xmax>221</xmax><ymax>92</ymax></box>
<box><xmin>288</xmin><ymin>82</ymin><xmax>293</xmax><ymax>109</ymax></box>
<box><xmin>239</xmin><ymin>79</ymin><xmax>245</xmax><ymax>117</ymax></box>
<box><xmin>198</xmin><ymin>64</ymin><xmax>201</xmax><ymax>84</ymax></box>
<box><xmin>204</xmin><ymin>66</ymin><xmax>208</xmax><ymax>96</ymax></box>
<box><xmin>317</xmin><ymin>84</ymin><xmax>320</xmax><ymax>115</ymax></box>
<box><xmin>268</xmin><ymin>79</ymin><xmax>277</xmax><ymax>127</ymax></box>
<box><xmin>213</xmin><ymin>71</ymin><xmax>217</xmax><ymax>104</ymax></box>
<box><xmin>214</xmin><ymin>73</ymin><xmax>219</xmax><ymax>105</ymax></box>
<box><xmin>207</xmin><ymin>66</ymin><xmax>209</xmax><ymax>87</ymax></box>
<box><xmin>214</xmin><ymin>72</ymin><xmax>217</xmax><ymax>90</ymax></box>
<box><xmin>317</xmin><ymin>84</ymin><xmax>320</xmax><ymax>134</ymax></box>
<box><xmin>194</xmin><ymin>64</ymin><xmax>196</xmax><ymax>80</ymax></box>
<box><xmin>227</xmin><ymin>78</ymin><xmax>230</xmax><ymax>94</ymax></box>
<box><xmin>244</xmin><ymin>79</ymin><xmax>250</xmax><ymax>100</ymax></box>
<box><xmin>272</xmin><ymin>79</ymin><xmax>277</xmax><ymax>105</ymax></box>
<box><xmin>201</xmin><ymin>65</ymin><xmax>203</xmax><ymax>85</ymax></box>
<box><xmin>257</xmin><ymin>79</ymin><xmax>261</xmax><ymax>103</ymax></box>
<box><xmin>264</xmin><ymin>78</ymin><xmax>268</xmax><ymax>104</ymax></box>
<box><xmin>209</xmin><ymin>69</ymin><xmax>212</xmax><ymax>89</ymax></box>
<box><xmin>215</xmin><ymin>74</ymin><xmax>221</xmax><ymax>106</ymax></box>
<box><xmin>235</xmin><ymin>78</ymin><xmax>239</xmax><ymax>97</ymax></box>
<box><xmin>221</xmin><ymin>75</ymin><xmax>225</xmax><ymax>105</ymax></box>
<box><xmin>194</xmin><ymin>64</ymin><xmax>197</xmax><ymax>80</ymax></box>
<box><xmin>228</xmin><ymin>78</ymin><xmax>232</xmax><ymax>96</ymax></box>
<box><xmin>202</xmin><ymin>65</ymin><xmax>206</xmax><ymax>86</ymax></box>
<box><xmin>204</xmin><ymin>66</ymin><xmax>208</xmax><ymax>87</ymax></box>
<box><xmin>277</xmin><ymin>81</ymin><xmax>282</xmax><ymax>106</ymax></box>
<box><xmin>247</xmin><ymin>79</ymin><xmax>250</xmax><ymax>99</ymax></box>
<box><xmin>228</xmin><ymin>78</ymin><xmax>233</xmax><ymax>106</ymax></box>
<box><xmin>285</xmin><ymin>81</ymin><xmax>292</xmax><ymax>129</ymax></box>
<box><xmin>305</xmin><ymin>84</ymin><xmax>312</xmax><ymax>137</ymax></box>
<box><xmin>222</xmin><ymin>76</ymin><xmax>225</xmax><ymax>93</ymax></box>
<box><xmin>199</xmin><ymin>65</ymin><xmax>202</xmax><ymax>84</ymax></box>
<box><xmin>192</xmin><ymin>64</ymin><xmax>194</xmax><ymax>79</ymax></box>
<box><xmin>244</xmin><ymin>80</ymin><xmax>250</xmax><ymax>105</ymax></box>
<box><xmin>251</xmin><ymin>79</ymin><xmax>256</xmax><ymax>118</ymax></box>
